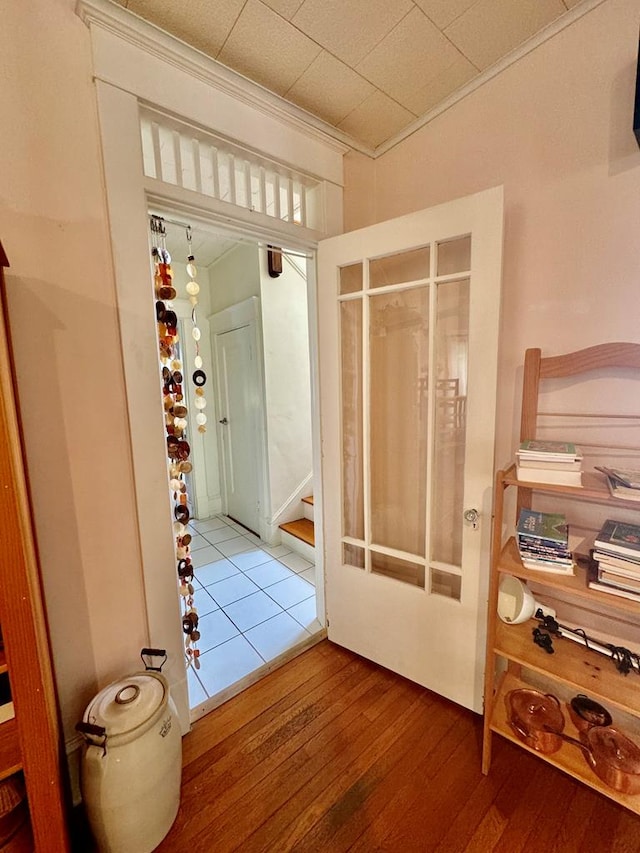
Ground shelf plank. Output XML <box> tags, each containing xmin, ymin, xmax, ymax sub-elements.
<box><xmin>490</xmin><ymin>672</ymin><xmax>640</xmax><ymax>815</ymax></box>
<box><xmin>494</xmin><ymin>618</ymin><xmax>640</xmax><ymax>717</ymax></box>
<box><xmin>0</xmin><ymin>649</ymin><xmax>7</xmax><ymax>674</ymax></box>
<box><xmin>503</xmin><ymin>464</ymin><xmax>640</xmax><ymax>509</ymax></box>
<box><xmin>0</xmin><ymin>718</ymin><xmax>22</xmax><ymax>782</ymax></box>
<box><xmin>498</xmin><ymin>537</ymin><xmax>640</xmax><ymax>614</ymax></box>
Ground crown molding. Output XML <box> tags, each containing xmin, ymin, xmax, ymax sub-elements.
<box><xmin>374</xmin><ymin>0</ymin><xmax>609</xmax><ymax>157</ymax></box>
<box><xmin>75</xmin><ymin>0</ymin><xmax>371</xmax><ymax>158</ymax></box>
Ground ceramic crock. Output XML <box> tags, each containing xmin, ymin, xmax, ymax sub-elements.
<box><xmin>77</xmin><ymin>650</ymin><xmax>182</xmax><ymax>853</ymax></box>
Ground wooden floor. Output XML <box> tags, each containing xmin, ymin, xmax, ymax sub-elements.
<box><xmin>154</xmin><ymin>640</ymin><xmax>640</xmax><ymax>853</ymax></box>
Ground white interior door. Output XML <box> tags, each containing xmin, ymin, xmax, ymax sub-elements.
<box><xmin>318</xmin><ymin>187</ymin><xmax>503</xmax><ymax>712</ymax></box>
<box><xmin>213</xmin><ymin>322</ymin><xmax>261</xmax><ymax>534</ymax></box>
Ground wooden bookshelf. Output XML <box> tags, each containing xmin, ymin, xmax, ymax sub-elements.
<box><xmin>482</xmin><ymin>343</ymin><xmax>640</xmax><ymax>816</ymax></box>
<box><xmin>0</xmin><ymin>242</ymin><xmax>71</xmax><ymax>850</ymax></box>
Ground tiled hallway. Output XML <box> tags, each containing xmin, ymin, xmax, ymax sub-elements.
<box><xmin>185</xmin><ymin>515</ymin><xmax>321</xmax><ymax>713</ymax></box>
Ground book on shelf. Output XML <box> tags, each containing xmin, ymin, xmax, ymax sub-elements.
<box><xmin>517</xmin><ymin>509</ymin><xmax>569</xmax><ymax>546</ymax></box>
<box><xmin>516</xmin><ymin>509</ymin><xmax>574</xmax><ymax>572</ymax></box>
<box><xmin>602</xmin><ymin>474</ymin><xmax>640</xmax><ymax>502</ymax></box>
<box><xmin>593</xmin><ymin>552</ymin><xmax>640</xmax><ymax>576</ymax></box>
<box><xmin>517</xmin><ymin>457</ymin><xmax>584</xmax><ymax>471</ymax></box>
<box><xmin>595</xmin><ymin>466</ymin><xmax>640</xmax><ymax>490</ymax></box>
<box><xmin>521</xmin><ymin>556</ymin><xmax>575</xmax><ymax>575</ymax></box>
<box><xmin>587</xmin><ymin>566</ymin><xmax>640</xmax><ymax>603</ymax></box>
<box><xmin>598</xmin><ymin>568</ymin><xmax>640</xmax><ymax>593</ymax></box>
<box><xmin>516</xmin><ymin>465</ymin><xmax>583</xmax><ymax>487</ymax></box>
<box><xmin>594</xmin><ymin>519</ymin><xmax>640</xmax><ymax>560</ymax></box>
<box><xmin>518</xmin><ymin>440</ymin><xmax>582</xmax><ymax>462</ymax></box>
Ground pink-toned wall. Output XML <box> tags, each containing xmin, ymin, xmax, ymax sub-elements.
<box><xmin>344</xmin><ymin>0</ymin><xmax>640</xmax><ymax>468</ymax></box>
<box><xmin>0</xmin><ymin>0</ymin><xmax>147</xmax><ymax>738</ymax></box>
<box><xmin>2</xmin><ymin>0</ymin><xmax>640</xmax><ymax>749</ymax></box>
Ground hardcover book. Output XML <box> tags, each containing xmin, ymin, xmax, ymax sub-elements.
<box><xmin>516</xmin><ymin>466</ymin><xmax>583</xmax><ymax>487</ymax></box>
<box><xmin>598</xmin><ymin>568</ymin><xmax>640</xmax><ymax>593</ymax></box>
<box><xmin>517</xmin><ymin>509</ymin><xmax>569</xmax><ymax>546</ymax></box>
<box><xmin>594</xmin><ymin>519</ymin><xmax>640</xmax><ymax>559</ymax></box>
<box><xmin>588</xmin><ymin>566</ymin><xmax>640</xmax><ymax>603</ymax></box>
<box><xmin>603</xmin><ymin>475</ymin><xmax>640</xmax><ymax>503</ymax></box>
<box><xmin>595</xmin><ymin>466</ymin><xmax>640</xmax><ymax>490</ymax></box>
<box><xmin>518</xmin><ymin>440</ymin><xmax>579</xmax><ymax>458</ymax></box>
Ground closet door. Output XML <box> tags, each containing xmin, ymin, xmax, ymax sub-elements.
<box><xmin>318</xmin><ymin>187</ymin><xmax>503</xmax><ymax>712</ymax></box>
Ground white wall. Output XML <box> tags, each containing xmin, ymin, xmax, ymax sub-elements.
<box><xmin>207</xmin><ymin>243</ymin><xmax>313</xmax><ymax>534</ymax></box>
<box><xmin>259</xmin><ymin>249</ymin><xmax>313</xmax><ymax>530</ymax></box>
<box><xmin>209</xmin><ymin>243</ymin><xmax>261</xmax><ymax>314</ymax></box>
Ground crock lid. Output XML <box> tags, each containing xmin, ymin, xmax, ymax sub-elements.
<box><xmin>84</xmin><ymin>672</ymin><xmax>167</xmax><ymax>737</ymax></box>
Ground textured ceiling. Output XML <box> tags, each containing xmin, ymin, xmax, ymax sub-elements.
<box><xmin>115</xmin><ymin>0</ymin><xmax>585</xmax><ymax>150</ymax></box>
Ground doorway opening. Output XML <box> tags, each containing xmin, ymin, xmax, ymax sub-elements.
<box><xmin>160</xmin><ymin>217</ymin><xmax>324</xmax><ymax>721</ymax></box>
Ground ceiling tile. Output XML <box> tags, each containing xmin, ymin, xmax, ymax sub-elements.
<box><xmin>260</xmin><ymin>0</ymin><xmax>305</xmax><ymax>19</ymax></box>
<box><xmin>128</xmin><ymin>0</ymin><xmax>245</xmax><ymax>56</ymax></box>
<box><xmin>401</xmin><ymin>54</ymin><xmax>478</xmax><ymax>116</ymax></box>
<box><xmin>292</xmin><ymin>0</ymin><xmax>413</xmax><ymax>67</ymax></box>
<box><xmin>337</xmin><ymin>90</ymin><xmax>415</xmax><ymax>149</ymax></box>
<box><xmin>218</xmin><ymin>0</ymin><xmax>321</xmax><ymax>95</ymax></box>
<box><xmin>285</xmin><ymin>51</ymin><xmax>375</xmax><ymax>125</ymax></box>
<box><xmin>413</xmin><ymin>0</ymin><xmax>478</xmax><ymax>30</ymax></box>
<box><xmin>357</xmin><ymin>7</ymin><xmax>469</xmax><ymax>112</ymax></box>
<box><xmin>444</xmin><ymin>0</ymin><xmax>567</xmax><ymax>71</ymax></box>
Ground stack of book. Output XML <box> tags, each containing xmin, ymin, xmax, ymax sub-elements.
<box><xmin>595</xmin><ymin>466</ymin><xmax>640</xmax><ymax>503</ymax></box>
<box><xmin>588</xmin><ymin>519</ymin><xmax>640</xmax><ymax>602</ymax></box>
<box><xmin>516</xmin><ymin>508</ymin><xmax>575</xmax><ymax>574</ymax></box>
<box><xmin>516</xmin><ymin>440</ymin><xmax>583</xmax><ymax>486</ymax></box>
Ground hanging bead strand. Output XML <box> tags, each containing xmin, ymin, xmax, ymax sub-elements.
<box><xmin>150</xmin><ymin>215</ymin><xmax>200</xmax><ymax>670</ymax></box>
<box><xmin>185</xmin><ymin>227</ymin><xmax>208</xmax><ymax>435</ymax></box>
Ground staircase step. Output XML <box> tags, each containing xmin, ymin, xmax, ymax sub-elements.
<box><xmin>302</xmin><ymin>494</ymin><xmax>314</xmax><ymax>522</ymax></box>
<box><xmin>279</xmin><ymin>518</ymin><xmax>315</xmax><ymax>547</ymax></box>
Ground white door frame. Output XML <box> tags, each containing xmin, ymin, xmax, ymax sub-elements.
<box><xmin>91</xmin><ymin>80</ymin><xmax>333</xmax><ymax>734</ymax></box>
<box><xmin>210</xmin><ymin>297</ymin><xmax>268</xmax><ymax>540</ymax></box>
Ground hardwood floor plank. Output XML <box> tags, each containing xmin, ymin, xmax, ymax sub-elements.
<box><xmin>216</xmin><ymin>675</ymin><xmax>422</xmax><ymax>852</ymax></box>
<box><xmin>182</xmin><ymin>641</ymin><xmax>352</xmax><ymax>767</ymax></box>
<box><xmin>143</xmin><ymin>641</ymin><xmax>640</xmax><ymax>853</ymax></box>
<box><xmin>302</xmin><ymin>694</ymin><xmax>460</xmax><ymax>853</ymax></box>
<box><xmin>364</xmin><ymin>722</ymin><xmax>482</xmax><ymax>851</ymax></box>
<box><xmin>160</xmin><ymin>657</ymin><xmax>380</xmax><ymax>848</ymax></box>
<box><xmin>284</xmin><ymin>691</ymin><xmax>437</xmax><ymax>852</ymax></box>
<box><xmin>432</xmin><ymin>729</ymin><xmax>533</xmax><ymax>853</ymax></box>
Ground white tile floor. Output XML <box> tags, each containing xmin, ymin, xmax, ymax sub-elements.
<box><xmin>185</xmin><ymin>514</ymin><xmax>321</xmax><ymax>710</ymax></box>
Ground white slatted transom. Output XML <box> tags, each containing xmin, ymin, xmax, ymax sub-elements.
<box><xmin>140</xmin><ymin>108</ymin><xmax>323</xmax><ymax>231</ymax></box>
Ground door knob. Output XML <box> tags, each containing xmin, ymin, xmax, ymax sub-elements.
<box><xmin>219</xmin><ymin>417</ymin><xmax>228</xmax><ymax>425</ymax></box>
<box><xmin>464</xmin><ymin>508</ymin><xmax>479</xmax><ymax>529</ymax></box>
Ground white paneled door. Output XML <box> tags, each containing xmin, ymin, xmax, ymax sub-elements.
<box><xmin>213</xmin><ymin>322</ymin><xmax>261</xmax><ymax>535</ymax></box>
<box><xmin>318</xmin><ymin>187</ymin><xmax>503</xmax><ymax>712</ymax></box>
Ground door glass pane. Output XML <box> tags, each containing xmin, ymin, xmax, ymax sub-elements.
<box><xmin>343</xmin><ymin>543</ymin><xmax>365</xmax><ymax>569</ymax></box>
<box><xmin>369</xmin><ymin>247</ymin><xmax>430</xmax><ymax>288</ymax></box>
<box><xmin>372</xmin><ymin>552</ymin><xmax>425</xmax><ymax>588</ymax></box>
<box><xmin>430</xmin><ymin>279</ymin><xmax>469</xmax><ymax>567</ymax></box>
<box><xmin>339</xmin><ymin>262</ymin><xmax>363</xmax><ymax>295</ymax></box>
<box><xmin>370</xmin><ymin>287</ymin><xmax>428</xmax><ymax>557</ymax></box>
<box><xmin>430</xmin><ymin>568</ymin><xmax>461</xmax><ymax>600</ymax></box>
<box><xmin>341</xmin><ymin>300</ymin><xmax>364</xmax><ymax>540</ymax></box>
<box><xmin>437</xmin><ymin>236</ymin><xmax>471</xmax><ymax>276</ymax></box>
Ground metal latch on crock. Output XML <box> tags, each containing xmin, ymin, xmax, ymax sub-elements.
<box><xmin>141</xmin><ymin>647</ymin><xmax>167</xmax><ymax>672</ymax></box>
<box><xmin>76</xmin><ymin>721</ymin><xmax>108</xmax><ymax>757</ymax></box>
